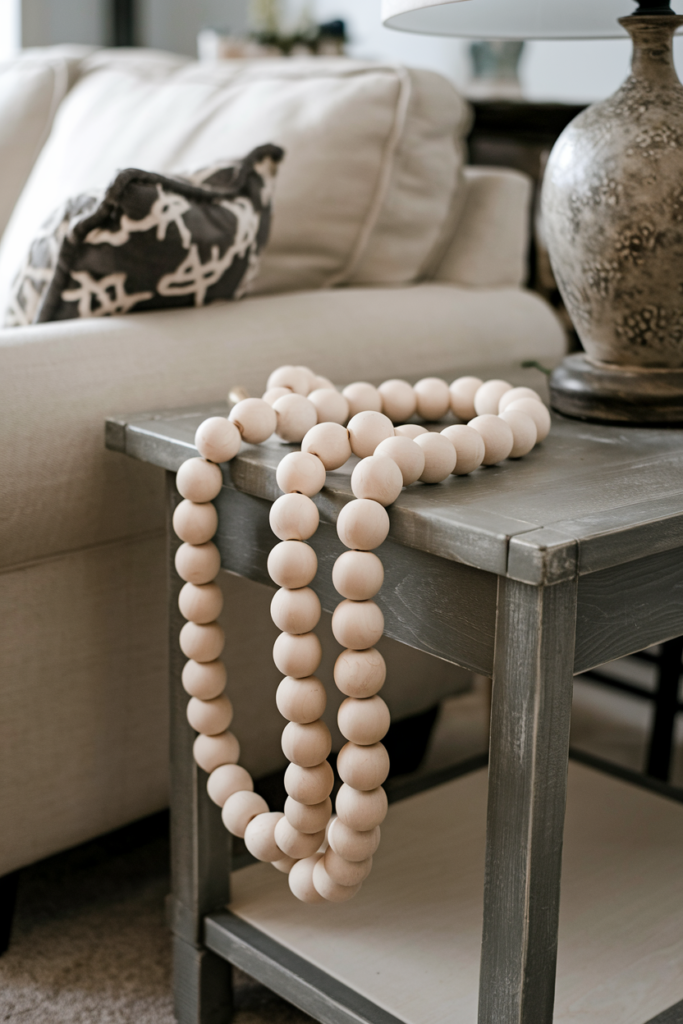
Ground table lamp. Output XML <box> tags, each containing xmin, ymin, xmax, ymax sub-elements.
<box><xmin>383</xmin><ymin>0</ymin><xmax>683</xmax><ymax>424</ymax></box>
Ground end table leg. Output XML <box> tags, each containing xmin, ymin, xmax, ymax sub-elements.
<box><xmin>173</xmin><ymin>936</ymin><xmax>233</xmax><ymax>1024</ymax></box>
<box><xmin>478</xmin><ymin>576</ymin><xmax>578</xmax><ymax>1024</ymax></box>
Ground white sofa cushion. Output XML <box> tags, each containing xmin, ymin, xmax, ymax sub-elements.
<box><xmin>436</xmin><ymin>167</ymin><xmax>532</xmax><ymax>289</ymax></box>
<box><xmin>0</xmin><ymin>53</ymin><xmax>470</xmax><ymax>313</ymax></box>
<box><xmin>0</xmin><ymin>281</ymin><xmax>565</xmax><ymax>571</ymax></box>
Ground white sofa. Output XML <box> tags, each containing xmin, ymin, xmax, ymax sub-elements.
<box><xmin>0</xmin><ymin>46</ymin><xmax>566</xmax><ymax>879</ymax></box>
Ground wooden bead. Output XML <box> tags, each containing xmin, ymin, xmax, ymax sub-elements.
<box><xmin>328</xmin><ymin>818</ymin><xmax>381</xmax><ymax>862</ymax></box>
<box><xmin>285</xmin><ymin>796</ymin><xmax>332</xmax><ymax>834</ymax></box>
<box><xmin>194</xmin><ymin>417</ymin><xmax>241</xmax><ymax>463</ymax></box>
<box><xmin>229</xmin><ymin>398</ymin><xmax>277</xmax><ymax>444</ymax></box>
<box><xmin>273</xmin><ymin>393</ymin><xmax>317</xmax><ymax>442</ymax></box>
<box><xmin>394</xmin><ymin>423</ymin><xmax>427</xmax><ymax>439</ymax></box>
<box><xmin>440</xmin><ymin>425</ymin><xmax>485</xmax><ymax>475</ymax></box>
<box><xmin>272</xmin><ymin>855</ymin><xmax>297</xmax><ymax>874</ymax></box>
<box><xmin>221</xmin><ymin>790</ymin><xmax>269</xmax><ymax>838</ymax></box>
<box><xmin>506</xmin><ymin>397</ymin><xmax>551</xmax><ymax>442</ymax></box>
<box><xmin>182</xmin><ymin>658</ymin><xmax>226</xmax><ymax>700</ymax></box>
<box><xmin>271</xmin><ymin>587</ymin><xmax>321</xmax><ymax>634</ymax></box>
<box><xmin>337</xmin><ymin>741</ymin><xmax>390</xmax><ymax>790</ymax></box>
<box><xmin>332</xmin><ymin>551</ymin><xmax>383</xmax><ymax>600</ymax></box>
<box><xmin>449</xmin><ymin>376</ymin><xmax>483</xmax><ymax>421</ymax></box>
<box><xmin>351</xmin><ymin>455</ymin><xmax>403</xmax><ymax>506</ymax></box>
<box><xmin>176</xmin><ymin>458</ymin><xmax>223</xmax><ymax>503</ymax></box>
<box><xmin>269</xmin><ymin>493</ymin><xmax>320</xmax><ymax>541</ymax></box>
<box><xmin>268</xmin><ymin>541</ymin><xmax>317</xmax><ymax>589</ymax></box>
<box><xmin>179</xmin><ymin>621</ymin><xmax>225</xmax><ymax>663</ymax></box>
<box><xmin>500</xmin><ymin>409</ymin><xmax>537</xmax><ymax>457</ymax></box>
<box><xmin>276</xmin><ymin>675</ymin><xmax>327</xmax><ymax>723</ymax></box>
<box><xmin>312</xmin><ymin>859</ymin><xmax>362</xmax><ymax>902</ymax></box>
<box><xmin>301</xmin><ymin>422</ymin><xmax>351</xmax><ymax>470</ymax></box>
<box><xmin>336</xmin><ymin>499</ymin><xmax>390</xmax><ymax>551</ymax></box>
<box><xmin>414</xmin><ymin>432</ymin><xmax>456</xmax><ymax>482</ymax></box>
<box><xmin>178</xmin><ymin>582</ymin><xmax>224</xmax><ymax>624</ymax></box>
<box><xmin>307</xmin><ymin>388</ymin><xmax>350</xmax><ymax>425</ymax></box>
<box><xmin>275</xmin><ymin>818</ymin><xmax>326</xmax><ymax>860</ymax></box>
<box><xmin>414</xmin><ymin>377</ymin><xmax>450</xmax><ymax>421</ymax></box>
<box><xmin>187</xmin><ymin>694</ymin><xmax>233</xmax><ymax>735</ymax></box>
<box><xmin>335</xmin><ymin>783</ymin><xmax>388</xmax><ymax>831</ymax></box>
<box><xmin>284</xmin><ymin>761</ymin><xmax>334</xmax><ymax>805</ymax></box>
<box><xmin>175</xmin><ymin>541</ymin><xmax>221</xmax><ymax>585</ymax></box>
<box><xmin>374</xmin><ymin>436</ymin><xmax>425</xmax><ymax>486</ymax></box>
<box><xmin>207</xmin><ymin>764</ymin><xmax>253</xmax><ymax>807</ymax></box>
<box><xmin>293</xmin><ymin>365</ymin><xmax>318</xmax><ymax>394</ymax></box>
<box><xmin>173</xmin><ymin>499</ymin><xmax>218</xmax><ymax>545</ymax></box>
<box><xmin>266</xmin><ymin>365</ymin><xmax>311</xmax><ymax>395</ymax></box>
<box><xmin>272</xmin><ymin>631</ymin><xmax>322</xmax><ymax>678</ymax></box>
<box><xmin>288</xmin><ymin>853</ymin><xmax>326</xmax><ymax>903</ymax></box>
<box><xmin>193</xmin><ymin>730</ymin><xmax>240</xmax><ymax>773</ymax></box>
<box><xmin>244</xmin><ymin>811</ymin><xmax>285</xmax><ymax>862</ymax></box>
<box><xmin>498</xmin><ymin>386</ymin><xmax>543</xmax><ymax>414</ymax></box>
<box><xmin>276</xmin><ymin>451</ymin><xmax>326</xmax><ymax>496</ymax></box>
<box><xmin>332</xmin><ymin>599</ymin><xmax>384</xmax><ymax>650</ymax></box>
<box><xmin>281</xmin><ymin>720</ymin><xmax>332</xmax><ymax>767</ymax></box>
<box><xmin>474</xmin><ymin>379</ymin><xmax>513</xmax><ymax>416</ymax></box>
<box><xmin>337</xmin><ymin>695</ymin><xmax>390</xmax><ymax>745</ymax></box>
<box><xmin>469</xmin><ymin>414</ymin><xmax>514</xmax><ymax>464</ymax></box>
<box><xmin>378</xmin><ymin>379</ymin><xmax>417</xmax><ymax>422</ymax></box>
<box><xmin>263</xmin><ymin>386</ymin><xmax>292</xmax><ymax>406</ymax></box>
<box><xmin>323</xmin><ymin>847</ymin><xmax>373</xmax><ymax>886</ymax></box>
<box><xmin>347</xmin><ymin>411</ymin><xmax>394</xmax><ymax>458</ymax></box>
<box><xmin>334</xmin><ymin>647</ymin><xmax>386</xmax><ymax>697</ymax></box>
<box><xmin>313</xmin><ymin>374</ymin><xmax>334</xmax><ymax>390</ymax></box>
<box><xmin>342</xmin><ymin>381</ymin><xmax>382</xmax><ymax>417</ymax></box>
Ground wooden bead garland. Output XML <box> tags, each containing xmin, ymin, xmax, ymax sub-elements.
<box><xmin>172</xmin><ymin>364</ymin><xmax>550</xmax><ymax>905</ymax></box>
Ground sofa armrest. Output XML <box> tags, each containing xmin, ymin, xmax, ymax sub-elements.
<box><xmin>433</xmin><ymin>166</ymin><xmax>532</xmax><ymax>290</ymax></box>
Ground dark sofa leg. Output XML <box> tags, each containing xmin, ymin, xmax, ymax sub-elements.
<box><xmin>0</xmin><ymin>870</ymin><xmax>19</xmax><ymax>955</ymax></box>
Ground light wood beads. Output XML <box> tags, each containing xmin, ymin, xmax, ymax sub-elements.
<box><xmin>174</xmin><ymin>364</ymin><xmax>553</xmax><ymax>905</ymax></box>
<box><xmin>336</xmin><ymin>499</ymin><xmax>390</xmax><ymax>551</ymax></box>
<box><xmin>271</xmin><ymin>587</ymin><xmax>321</xmax><ymax>634</ymax></box>
<box><xmin>332</xmin><ymin>599</ymin><xmax>384</xmax><ymax>650</ymax></box>
<box><xmin>332</xmin><ymin>551</ymin><xmax>384</xmax><ymax>601</ymax></box>
<box><xmin>272</xmin><ymin>631</ymin><xmax>322</xmax><ymax>678</ymax></box>
<box><xmin>268</xmin><ymin>541</ymin><xmax>317</xmax><ymax>589</ymax></box>
<box><xmin>173</xmin><ymin>500</ymin><xmax>218</xmax><ymax>545</ymax></box>
<box><xmin>276</xmin><ymin>675</ymin><xmax>327</xmax><ymax>723</ymax></box>
<box><xmin>334</xmin><ymin>647</ymin><xmax>386</xmax><ymax>698</ymax></box>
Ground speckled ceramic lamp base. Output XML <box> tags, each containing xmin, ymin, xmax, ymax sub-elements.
<box><xmin>543</xmin><ymin>7</ymin><xmax>683</xmax><ymax>424</ymax></box>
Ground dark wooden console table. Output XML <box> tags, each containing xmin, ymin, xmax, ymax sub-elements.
<box><xmin>106</xmin><ymin>405</ymin><xmax>683</xmax><ymax>1024</ymax></box>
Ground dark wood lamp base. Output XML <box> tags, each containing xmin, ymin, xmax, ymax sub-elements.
<box><xmin>550</xmin><ymin>354</ymin><xmax>683</xmax><ymax>425</ymax></box>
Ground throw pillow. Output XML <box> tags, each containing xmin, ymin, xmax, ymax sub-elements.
<box><xmin>5</xmin><ymin>142</ymin><xmax>283</xmax><ymax>326</ymax></box>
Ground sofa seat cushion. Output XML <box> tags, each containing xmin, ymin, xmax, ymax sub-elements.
<box><xmin>0</xmin><ymin>54</ymin><xmax>470</xmax><ymax>314</ymax></box>
<box><xmin>0</xmin><ymin>282</ymin><xmax>566</xmax><ymax>571</ymax></box>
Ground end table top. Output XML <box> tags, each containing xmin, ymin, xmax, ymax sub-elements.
<box><xmin>106</xmin><ymin>402</ymin><xmax>683</xmax><ymax>586</ymax></box>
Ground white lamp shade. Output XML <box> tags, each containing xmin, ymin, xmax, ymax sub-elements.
<box><xmin>382</xmin><ymin>0</ymin><xmax>681</xmax><ymax>40</ymax></box>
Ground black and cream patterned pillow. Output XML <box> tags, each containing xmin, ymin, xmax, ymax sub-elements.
<box><xmin>5</xmin><ymin>143</ymin><xmax>284</xmax><ymax>326</ymax></box>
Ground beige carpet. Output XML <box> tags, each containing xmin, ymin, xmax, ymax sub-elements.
<box><xmin>0</xmin><ymin>819</ymin><xmax>312</xmax><ymax>1024</ymax></box>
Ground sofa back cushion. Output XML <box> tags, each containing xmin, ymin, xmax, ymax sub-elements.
<box><xmin>0</xmin><ymin>51</ymin><xmax>469</xmax><ymax>312</ymax></box>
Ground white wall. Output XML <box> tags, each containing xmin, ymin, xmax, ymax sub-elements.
<box><xmin>21</xmin><ymin>0</ymin><xmax>109</xmax><ymax>46</ymax></box>
<box><xmin>0</xmin><ymin>0</ymin><xmax>21</xmax><ymax>58</ymax></box>
<box><xmin>309</xmin><ymin>0</ymin><xmax>683</xmax><ymax>103</ymax></box>
<box><xmin>140</xmin><ymin>0</ymin><xmax>248</xmax><ymax>56</ymax></box>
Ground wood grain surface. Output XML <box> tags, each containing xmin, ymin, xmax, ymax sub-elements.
<box><xmin>107</xmin><ymin>404</ymin><xmax>683</xmax><ymax>583</ymax></box>
<box><xmin>226</xmin><ymin>764</ymin><xmax>683</xmax><ymax>1024</ymax></box>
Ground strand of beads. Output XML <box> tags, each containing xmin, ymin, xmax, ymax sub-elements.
<box><xmin>172</xmin><ymin>364</ymin><xmax>552</xmax><ymax>909</ymax></box>
<box><xmin>268</xmin><ymin>448</ymin><xmax>336</xmax><ymax>900</ymax></box>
